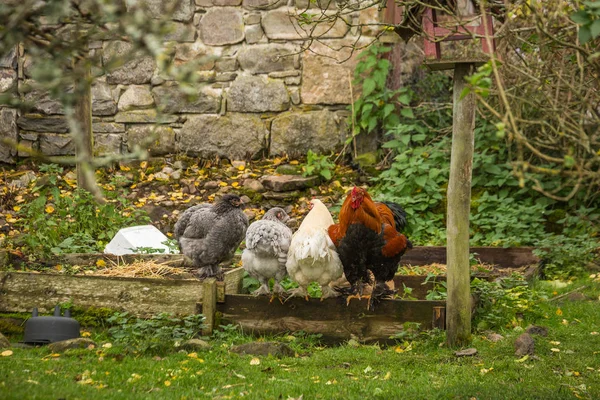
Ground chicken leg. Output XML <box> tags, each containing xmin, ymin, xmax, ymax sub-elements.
<box><xmin>286</xmin><ymin>286</ymin><xmax>309</xmax><ymax>302</ymax></box>
<box><xmin>270</xmin><ymin>280</ymin><xmax>287</xmax><ymax>304</ymax></box>
<box><xmin>252</xmin><ymin>277</ymin><xmax>271</xmax><ymax>297</ymax></box>
<box><xmin>320</xmin><ymin>285</ymin><xmax>340</xmax><ymax>301</ymax></box>
<box><xmin>194</xmin><ymin>265</ymin><xmax>222</xmax><ymax>280</ymax></box>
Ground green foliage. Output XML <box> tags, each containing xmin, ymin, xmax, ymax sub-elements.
<box><xmin>302</xmin><ymin>150</ymin><xmax>335</xmax><ymax>181</ymax></box>
<box><xmin>106</xmin><ymin>312</ymin><xmax>204</xmax><ymax>354</ymax></box>
<box><xmin>350</xmin><ymin>44</ymin><xmax>410</xmax><ymax>141</ymax></box>
<box><xmin>571</xmin><ymin>1</ymin><xmax>600</xmax><ymax>44</ymax></box>
<box><xmin>424</xmin><ymin>274</ymin><xmax>447</xmax><ymax>301</ymax></box>
<box><xmin>535</xmin><ymin>234</ymin><xmax>600</xmax><ymax>280</ymax></box>
<box><xmin>471</xmin><ymin>274</ymin><xmax>546</xmax><ymax>332</ymax></box>
<box><xmin>11</xmin><ymin>164</ymin><xmax>149</xmax><ymax>260</ymax></box>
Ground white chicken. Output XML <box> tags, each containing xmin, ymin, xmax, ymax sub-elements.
<box><xmin>242</xmin><ymin>207</ymin><xmax>292</xmax><ymax>300</ymax></box>
<box><xmin>286</xmin><ymin>199</ymin><xmax>343</xmax><ymax>300</ymax></box>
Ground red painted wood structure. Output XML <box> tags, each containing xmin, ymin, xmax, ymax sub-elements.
<box><xmin>422</xmin><ymin>2</ymin><xmax>496</xmax><ymax>60</ymax></box>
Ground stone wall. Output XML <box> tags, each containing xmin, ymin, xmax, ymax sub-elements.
<box><xmin>0</xmin><ymin>1</ymin><xmax>391</xmax><ymax>164</ymax></box>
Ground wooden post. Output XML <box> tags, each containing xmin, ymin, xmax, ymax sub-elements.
<box><xmin>201</xmin><ymin>278</ymin><xmax>217</xmax><ymax>336</ymax></box>
<box><xmin>446</xmin><ymin>62</ymin><xmax>476</xmax><ymax>346</ymax></box>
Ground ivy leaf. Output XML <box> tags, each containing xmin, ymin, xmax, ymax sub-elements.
<box><xmin>363</xmin><ymin>79</ymin><xmax>376</xmax><ymax>97</ymax></box>
<box><xmin>414</xmin><ymin>176</ymin><xmax>428</xmax><ymax>187</ymax></box>
<box><xmin>401</xmin><ymin>108</ymin><xmax>415</xmax><ymax>119</ymax></box>
<box><xmin>383</xmin><ymin>103</ymin><xmax>395</xmax><ymax>118</ymax></box>
<box><xmin>571</xmin><ymin>10</ymin><xmax>591</xmax><ymax>25</ymax></box>
<box><xmin>590</xmin><ymin>19</ymin><xmax>600</xmax><ymax>39</ymax></box>
<box><xmin>579</xmin><ymin>26</ymin><xmax>592</xmax><ymax>44</ymax></box>
<box><xmin>398</xmin><ymin>93</ymin><xmax>411</xmax><ymax>105</ymax></box>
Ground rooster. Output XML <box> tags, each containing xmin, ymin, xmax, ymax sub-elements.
<box><xmin>286</xmin><ymin>199</ymin><xmax>344</xmax><ymax>301</ymax></box>
<box><xmin>242</xmin><ymin>207</ymin><xmax>292</xmax><ymax>301</ymax></box>
<box><xmin>174</xmin><ymin>194</ymin><xmax>248</xmax><ymax>279</ymax></box>
<box><xmin>328</xmin><ymin>187</ymin><xmax>412</xmax><ymax>309</ymax></box>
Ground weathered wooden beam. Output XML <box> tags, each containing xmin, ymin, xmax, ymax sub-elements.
<box><xmin>401</xmin><ymin>246</ymin><xmax>538</xmax><ymax>268</ymax></box>
<box><xmin>0</xmin><ymin>272</ymin><xmax>202</xmax><ymax>316</ymax></box>
<box><xmin>0</xmin><ymin>268</ymin><xmax>245</xmax><ymax>317</ymax></box>
<box><xmin>446</xmin><ymin>62</ymin><xmax>477</xmax><ymax>347</ymax></box>
<box><xmin>217</xmin><ymin>295</ymin><xmax>446</xmax><ymax>344</ymax></box>
<box><xmin>201</xmin><ymin>278</ymin><xmax>217</xmax><ymax>336</ymax></box>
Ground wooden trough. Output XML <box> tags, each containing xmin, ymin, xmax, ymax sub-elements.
<box><xmin>0</xmin><ymin>247</ymin><xmax>538</xmax><ymax>342</ymax></box>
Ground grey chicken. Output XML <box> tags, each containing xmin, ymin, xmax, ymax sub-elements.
<box><xmin>242</xmin><ymin>207</ymin><xmax>292</xmax><ymax>300</ymax></box>
<box><xmin>174</xmin><ymin>194</ymin><xmax>248</xmax><ymax>278</ymax></box>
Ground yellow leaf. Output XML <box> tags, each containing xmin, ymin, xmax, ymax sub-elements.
<box><xmin>1</xmin><ymin>350</ymin><xmax>13</xmax><ymax>357</ymax></box>
<box><xmin>237</xmin><ymin>165</ymin><xmax>245</xmax><ymax>171</ymax></box>
<box><xmin>250</xmin><ymin>357</ymin><xmax>260</xmax><ymax>365</ymax></box>
<box><xmin>556</xmin><ymin>308</ymin><xmax>563</xmax><ymax>316</ymax></box>
<box><xmin>188</xmin><ymin>352</ymin><xmax>198</xmax><ymax>359</ymax></box>
<box><xmin>102</xmin><ymin>343</ymin><xmax>112</xmax><ymax>348</ymax></box>
<box><xmin>289</xmin><ymin>160</ymin><xmax>299</xmax><ymax>165</ymax></box>
<box><xmin>551</xmin><ymin>348</ymin><xmax>560</xmax><ymax>352</ymax></box>
<box><xmin>219</xmin><ymin>182</ymin><xmax>228</xmax><ymax>187</ymax></box>
<box><xmin>590</xmin><ymin>332</ymin><xmax>598</xmax><ymax>335</ymax></box>
<box><xmin>50</xmin><ymin>353</ymin><xmax>61</xmax><ymax>358</ymax></box>
<box><xmin>550</xmin><ymin>341</ymin><xmax>561</xmax><ymax>345</ymax></box>
<box><xmin>96</xmin><ymin>259</ymin><xmax>106</xmax><ymax>268</ymax></box>
<box><xmin>164</xmin><ymin>380</ymin><xmax>171</xmax><ymax>387</ymax></box>
<box><xmin>6</xmin><ymin>218</ymin><xmax>17</xmax><ymax>223</ymax></box>
<box><xmin>140</xmin><ymin>161</ymin><xmax>148</xmax><ymax>169</ymax></box>
<box><xmin>383</xmin><ymin>372</ymin><xmax>391</xmax><ymax>380</ymax></box>
<box><xmin>13</xmin><ymin>206</ymin><xmax>21</xmax><ymax>212</ymax></box>
<box><xmin>45</xmin><ymin>205</ymin><xmax>55</xmax><ymax>214</ymax></box>
<box><xmin>394</xmin><ymin>346</ymin><xmax>404</xmax><ymax>353</ymax></box>
<box><xmin>231</xmin><ymin>182</ymin><xmax>239</xmax><ymax>188</ymax></box>
<box><xmin>119</xmin><ymin>165</ymin><xmax>131</xmax><ymax>171</ymax></box>
<box><xmin>82</xmin><ymin>331</ymin><xmax>92</xmax><ymax>338</ymax></box>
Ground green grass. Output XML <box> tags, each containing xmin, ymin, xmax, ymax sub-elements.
<box><xmin>1</xmin><ymin>277</ymin><xmax>600</xmax><ymax>400</ymax></box>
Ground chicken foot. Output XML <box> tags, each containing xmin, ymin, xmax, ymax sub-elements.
<box><xmin>194</xmin><ymin>265</ymin><xmax>222</xmax><ymax>280</ymax></box>
<box><xmin>320</xmin><ymin>285</ymin><xmax>340</xmax><ymax>301</ymax></box>
<box><xmin>285</xmin><ymin>286</ymin><xmax>309</xmax><ymax>302</ymax></box>
<box><xmin>270</xmin><ymin>281</ymin><xmax>287</xmax><ymax>304</ymax></box>
<box><xmin>252</xmin><ymin>279</ymin><xmax>271</xmax><ymax>297</ymax></box>
<box><xmin>365</xmin><ymin>281</ymin><xmax>397</xmax><ymax>311</ymax></box>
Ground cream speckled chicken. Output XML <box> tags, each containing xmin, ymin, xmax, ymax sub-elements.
<box><xmin>242</xmin><ymin>207</ymin><xmax>292</xmax><ymax>299</ymax></box>
<box><xmin>286</xmin><ymin>199</ymin><xmax>343</xmax><ymax>300</ymax></box>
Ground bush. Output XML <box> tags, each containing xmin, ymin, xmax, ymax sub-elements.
<box><xmin>106</xmin><ymin>312</ymin><xmax>205</xmax><ymax>354</ymax></box>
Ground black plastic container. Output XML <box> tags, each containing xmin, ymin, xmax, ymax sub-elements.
<box><xmin>23</xmin><ymin>306</ymin><xmax>80</xmax><ymax>344</ymax></box>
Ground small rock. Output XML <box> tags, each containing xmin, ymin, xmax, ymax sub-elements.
<box><xmin>240</xmin><ymin>195</ymin><xmax>252</xmax><ymax>204</ymax></box>
<box><xmin>48</xmin><ymin>338</ymin><xmax>97</xmax><ymax>353</ymax></box>
<box><xmin>260</xmin><ymin>175</ymin><xmax>319</xmax><ymax>192</ymax></box>
<box><xmin>283</xmin><ymin>205</ymin><xmax>293</xmax><ymax>214</ymax></box>
<box><xmin>515</xmin><ymin>333</ymin><xmax>535</xmax><ymax>356</ymax></box>
<box><xmin>525</xmin><ymin>325</ymin><xmax>549</xmax><ymax>337</ymax></box>
<box><xmin>218</xmin><ymin>186</ymin><xmax>231</xmax><ymax>194</ymax></box>
<box><xmin>567</xmin><ymin>292</ymin><xmax>587</xmax><ymax>301</ymax></box>
<box><xmin>0</xmin><ymin>333</ymin><xmax>10</xmax><ymax>349</ymax></box>
<box><xmin>275</xmin><ymin>164</ymin><xmax>301</xmax><ymax>175</ymax></box>
<box><xmin>262</xmin><ymin>191</ymin><xmax>301</xmax><ymax>201</ymax></box>
<box><xmin>243</xmin><ymin>178</ymin><xmax>265</xmax><ymax>193</ymax></box>
<box><xmin>173</xmin><ymin>160</ymin><xmax>187</xmax><ymax>170</ymax></box>
<box><xmin>9</xmin><ymin>171</ymin><xmax>37</xmax><ymax>188</ymax></box>
<box><xmin>204</xmin><ymin>181</ymin><xmax>219</xmax><ymax>190</ymax></box>
<box><xmin>455</xmin><ymin>348</ymin><xmax>478</xmax><ymax>357</ymax></box>
<box><xmin>230</xmin><ymin>342</ymin><xmax>294</xmax><ymax>358</ymax></box>
<box><xmin>154</xmin><ymin>172</ymin><xmax>170</xmax><ymax>181</ymax></box>
<box><xmin>180</xmin><ymin>339</ymin><xmax>210</xmax><ymax>351</ymax></box>
<box><xmin>171</xmin><ymin>170</ymin><xmax>182</xmax><ymax>180</ymax></box>
<box><xmin>487</xmin><ymin>333</ymin><xmax>504</xmax><ymax>343</ymax></box>
<box><xmin>232</xmin><ymin>160</ymin><xmax>246</xmax><ymax>169</ymax></box>
<box><xmin>162</xmin><ymin>166</ymin><xmax>174</xmax><ymax>175</ymax></box>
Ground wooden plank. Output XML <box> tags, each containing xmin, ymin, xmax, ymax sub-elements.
<box><xmin>217</xmin><ymin>295</ymin><xmax>446</xmax><ymax>344</ymax></box>
<box><xmin>202</xmin><ymin>279</ymin><xmax>217</xmax><ymax>336</ymax></box>
<box><xmin>0</xmin><ymin>272</ymin><xmax>202</xmax><ymax>317</ymax></box>
<box><xmin>401</xmin><ymin>246</ymin><xmax>538</xmax><ymax>268</ymax></box>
